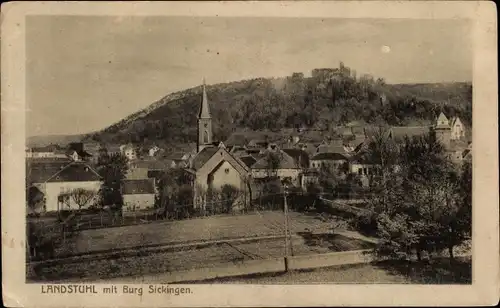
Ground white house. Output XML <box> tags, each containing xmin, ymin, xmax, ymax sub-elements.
<box><xmin>29</xmin><ymin>162</ymin><xmax>102</xmax><ymax>212</ymax></box>
<box><xmin>122</xmin><ymin>179</ymin><xmax>156</xmax><ymax>211</ymax></box>
<box><xmin>310</xmin><ymin>152</ymin><xmax>349</xmax><ymax>173</ymax></box>
<box><xmin>250</xmin><ymin>147</ymin><xmax>303</xmax><ymax>187</ymax></box>
<box><xmin>148</xmin><ymin>145</ymin><xmax>161</xmax><ymax>157</ymax></box>
<box><xmin>121</xmin><ymin>144</ymin><xmax>137</xmax><ymax>160</ymax></box>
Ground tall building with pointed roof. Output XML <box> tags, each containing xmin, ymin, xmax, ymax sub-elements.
<box><xmin>434</xmin><ymin>112</ymin><xmax>451</xmax><ymax>148</ymax></box>
<box><xmin>187</xmin><ymin>79</ymin><xmax>252</xmax><ymax>213</ymax></box>
<box><xmin>197</xmin><ymin>79</ymin><xmax>213</xmax><ymax>153</ymax></box>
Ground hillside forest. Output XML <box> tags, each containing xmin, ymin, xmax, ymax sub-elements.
<box><xmin>87</xmin><ymin>63</ymin><xmax>472</xmax><ymax>146</ymax></box>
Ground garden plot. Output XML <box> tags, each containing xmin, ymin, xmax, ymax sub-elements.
<box><xmin>60</xmin><ymin>211</ymin><xmax>343</xmax><ymax>256</ymax></box>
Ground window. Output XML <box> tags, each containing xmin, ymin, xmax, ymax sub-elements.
<box><xmin>203</xmin><ymin>130</ymin><xmax>209</xmax><ymax>143</ymax></box>
<box><xmin>358</xmin><ymin>168</ymin><xmax>363</xmax><ymax>175</ymax></box>
<box><xmin>225</xmin><ymin>168</ymin><xmax>230</xmax><ymax>174</ymax></box>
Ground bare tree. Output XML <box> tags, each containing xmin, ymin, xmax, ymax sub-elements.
<box><xmin>70</xmin><ymin>188</ymin><xmax>98</xmax><ymax>210</ymax></box>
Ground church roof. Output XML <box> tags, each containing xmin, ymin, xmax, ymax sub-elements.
<box><xmin>191</xmin><ymin>146</ymin><xmax>219</xmax><ymax>171</ymax></box>
<box><xmin>198</xmin><ymin>82</ymin><xmax>211</xmax><ymax>119</ymax></box>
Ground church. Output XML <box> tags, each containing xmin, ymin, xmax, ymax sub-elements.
<box><xmin>186</xmin><ymin>81</ymin><xmax>251</xmax><ymax>212</ymax></box>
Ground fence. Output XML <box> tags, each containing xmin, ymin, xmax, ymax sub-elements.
<box><xmin>27</xmin><ymin>193</ymin><xmax>368</xmax><ymax>239</ymax></box>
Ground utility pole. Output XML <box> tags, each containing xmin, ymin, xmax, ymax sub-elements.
<box><xmin>283</xmin><ymin>184</ymin><xmax>289</xmax><ymax>271</ymax></box>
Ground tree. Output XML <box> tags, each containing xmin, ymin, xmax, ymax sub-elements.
<box><xmin>27</xmin><ymin>221</ymin><xmax>58</xmax><ymax>260</ymax></box>
<box><xmin>96</xmin><ymin>150</ymin><xmax>128</xmax><ymax>210</ymax></box>
<box><xmin>316</xmin><ymin>163</ymin><xmax>338</xmax><ymax>198</ymax></box>
<box><xmin>220</xmin><ymin>184</ymin><xmax>240</xmax><ymax>213</ymax></box>
<box><xmin>434</xmin><ymin>159</ymin><xmax>472</xmax><ymax>261</ymax></box>
<box><xmin>265</xmin><ymin>150</ymin><xmax>283</xmax><ymax>178</ymax></box>
<box><xmin>57</xmin><ymin>192</ymin><xmax>72</xmax><ymax>211</ymax></box>
<box><xmin>156</xmin><ymin>168</ymin><xmax>194</xmax><ymax>218</ymax></box>
<box><xmin>27</xmin><ymin>186</ymin><xmax>45</xmax><ymax>214</ymax></box>
<box><xmin>364</xmin><ymin>126</ymin><xmax>401</xmax><ymax>212</ymax></box>
<box><xmin>371</xmin><ymin>130</ymin><xmax>471</xmax><ymax>262</ymax></box>
<box><xmin>70</xmin><ymin>188</ymin><xmax>98</xmax><ymax>210</ymax></box>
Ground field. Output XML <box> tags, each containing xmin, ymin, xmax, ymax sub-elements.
<box><xmin>29</xmin><ymin>235</ymin><xmax>373</xmax><ymax>282</ymax></box>
<box><xmin>27</xmin><ymin>211</ymin><xmax>379</xmax><ymax>282</ymax></box>
<box><xmin>50</xmin><ymin>211</ymin><xmax>364</xmax><ymax>256</ymax></box>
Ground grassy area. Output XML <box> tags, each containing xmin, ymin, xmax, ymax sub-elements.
<box><xmin>29</xmin><ymin>244</ymin><xmax>251</xmax><ymax>282</ymax></box>
<box><xmin>187</xmin><ymin>258</ymin><xmax>472</xmax><ymax>284</ymax></box>
<box><xmin>41</xmin><ymin>211</ymin><xmax>345</xmax><ymax>257</ymax></box>
<box><xmin>27</xmin><ymin>234</ymin><xmax>374</xmax><ymax>282</ymax></box>
<box><xmin>27</xmin><ymin>211</ymin><xmax>378</xmax><ymax>282</ymax></box>
<box><xmin>184</xmin><ymin>263</ymin><xmax>410</xmax><ymax>284</ymax></box>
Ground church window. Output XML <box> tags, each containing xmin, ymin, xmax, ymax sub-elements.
<box><xmin>225</xmin><ymin>168</ymin><xmax>230</xmax><ymax>174</ymax></box>
<box><xmin>203</xmin><ymin>130</ymin><xmax>209</xmax><ymax>143</ymax></box>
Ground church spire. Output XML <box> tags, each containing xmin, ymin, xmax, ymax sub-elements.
<box><xmin>197</xmin><ymin>78</ymin><xmax>213</xmax><ymax>153</ymax></box>
<box><xmin>198</xmin><ymin>78</ymin><xmax>211</xmax><ymax>119</ymax></box>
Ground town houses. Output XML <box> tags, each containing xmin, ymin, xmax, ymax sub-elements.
<box><xmin>25</xmin><ymin>80</ymin><xmax>471</xmax><ymax>215</ymax></box>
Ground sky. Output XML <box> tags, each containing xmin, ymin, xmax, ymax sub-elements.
<box><xmin>26</xmin><ymin>16</ymin><xmax>472</xmax><ymax>137</ymax></box>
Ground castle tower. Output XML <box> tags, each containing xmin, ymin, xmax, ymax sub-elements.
<box><xmin>435</xmin><ymin>112</ymin><xmax>451</xmax><ymax>148</ymax></box>
<box><xmin>197</xmin><ymin>79</ymin><xmax>213</xmax><ymax>152</ymax></box>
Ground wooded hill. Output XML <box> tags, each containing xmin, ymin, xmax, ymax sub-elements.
<box><xmin>86</xmin><ymin>64</ymin><xmax>472</xmax><ymax>146</ymax></box>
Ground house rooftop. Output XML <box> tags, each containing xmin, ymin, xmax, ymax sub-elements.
<box><xmin>349</xmin><ymin>152</ymin><xmax>380</xmax><ymax>165</ymax></box>
<box><xmin>311</xmin><ymin>152</ymin><xmax>348</xmax><ymax>161</ymax></box>
<box><xmin>239</xmin><ymin>155</ymin><xmax>257</xmax><ymax>168</ymax></box>
<box><xmin>251</xmin><ymin>150</ymin><xmax>298</xmax><ymax>169</ymax></box>
<box><xmin>129</xmin><ymin>159</ymin><xmax>171</xmax><ymax>170</ymax></box>
<box><xmin>224</xmin><ymin>133</ymin><xmax>251</xmax><ymax>147</ymax></box>
<box><xmin>45</xmin><ymin>162</ymin><xmax>101</xmax><ymax>183</ymax></box>
<box><xmin>282</xmin><ymin>148</ymin><xmax>310</xmax><ymax>168</ymax></box>
<box><xmin>317</xmin><ymin>144</ymin><xmax>350</xmax><ymax>155</ymax></box>
<box><xmin>66</xmin><ymin>149</ymin><xmax>93</xmax><ymax>158</ymax></box>
<box><xmin>27</xmin><ymin>161</ymin><xmax>72</xmax><ymax>184</ymax></box>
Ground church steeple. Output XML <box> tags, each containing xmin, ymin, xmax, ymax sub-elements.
<box><xmin>197</xmin><ymin>78</ymin><xmax>213</xmax><ymax>152</ymax></box>
<box><xmin>198</xmin><ymin>78</ymin><xmax>211</xmax><ymax>119</ymax></box>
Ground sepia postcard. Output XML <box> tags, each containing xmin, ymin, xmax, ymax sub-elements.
<box><xmin>1</xmin><ymin>1</ymin><xmax>499</xmax><ymax>307</ymax></box>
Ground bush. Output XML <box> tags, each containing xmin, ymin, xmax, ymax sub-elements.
<box><xmin>351</xmin><ymin>210</ymin><xmax>379</xmax><ymax>236</ymax></box>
